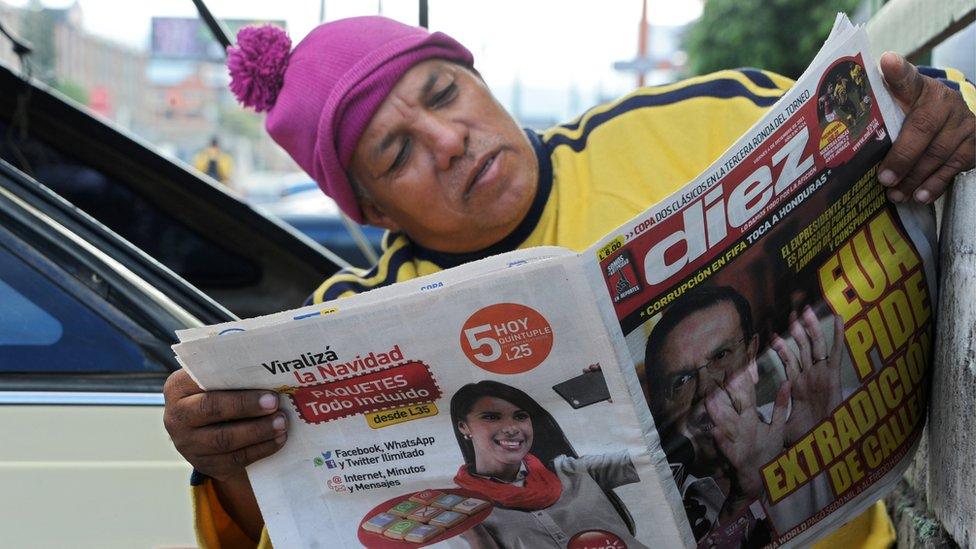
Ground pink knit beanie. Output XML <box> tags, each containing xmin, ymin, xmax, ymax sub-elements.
<box><xmin>227</xmin><ymin>17</ymin><xmax>474</xmax><ymax>223</ymax></box>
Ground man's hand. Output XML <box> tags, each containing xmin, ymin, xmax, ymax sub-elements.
<box><xmin>162</xmin><ymin>369</ymin><xmax>287</xmax><ymax>539</ymax></box>
<box><xmin>878</xmin><ymin>52</ymin><xmax>975</xmax><ymax>204</ymax></box>
<box><xmin>705</xmin><ymin>366</ymin><xmax>790</xmax><ymax>502</ymax></box>
<box><xmin>163</xmin><ymin>369</ymin><xmax>288</xmax><ymax>481</ymax></box>
<box><xmin>772</xmin><ymin>307</ymin><xmax>844</xmax><ymax>445</ymax></box>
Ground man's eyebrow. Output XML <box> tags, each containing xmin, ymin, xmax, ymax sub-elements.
<box><xmin>374</xmin><ymin>133</ymin><xmax>400</xmax><ymax>165</ymax></box>
<box><xmin>420</xmin><ymin>70</ymin><xmax>441</xmax><ymax>97</ymax></box>
<box><xmin>370</xmin><ymin>70</ymin><xmax>444</xmax><ymax>164</ymax></box>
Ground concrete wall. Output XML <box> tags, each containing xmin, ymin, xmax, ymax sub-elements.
<box><xmin>883</xmin><ymin>170</ymin><xmax>976</xmax><ymax>548</ymax></box>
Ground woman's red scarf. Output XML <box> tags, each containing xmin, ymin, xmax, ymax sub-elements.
<box><xmin>453</xmin><ymin>453</ymin><xmax>562</xmax><ymax>510</ymax></box>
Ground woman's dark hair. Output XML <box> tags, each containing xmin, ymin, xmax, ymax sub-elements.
<box><xmin>450</xmin><ymin>380</ymin><xmax>576</xmax><ymax>469</ymax></box>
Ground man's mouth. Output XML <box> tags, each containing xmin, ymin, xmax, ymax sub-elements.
<box><xmin>691</xmin><ymin>409</ymin><xmax>715</xmax><ymax>433</ymax></box>
<box><xmin>465</xmin><ymin>150</ymin><xmax>500</xmax><ymax>197</ymax></box>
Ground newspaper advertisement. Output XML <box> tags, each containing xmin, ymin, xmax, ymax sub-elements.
<box><xmin>588</xmin><ymin>16</ymin><xmax>934</xmax><ymax>548</ymax></box>
<box><xmin>174</xmin><ymin>15</ymin><xmax>934</xmax><ymax>549</ymax></box>
<box><xmin>176</xmin><ymin>254</ymin><xmax>690</xmax><ymax>548</ymax></box>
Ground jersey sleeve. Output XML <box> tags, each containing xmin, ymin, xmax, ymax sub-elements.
<box><xmin>918</xmin><ymin>66</ymin><xmax>976</xmax><ymax>113</ymax></box>
<box><xmin>192</xmin><ymin>478</ymin><xmax>273</xmax><ymax>548</ymax></box>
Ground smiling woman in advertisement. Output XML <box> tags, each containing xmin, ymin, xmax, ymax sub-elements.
<box><xmin>450</xmin><ymin>380</ymin><xmax>645</xmax><ymax>548</ymax></box>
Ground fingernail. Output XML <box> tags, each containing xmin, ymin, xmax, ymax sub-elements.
<box><xmin>888</xmin><ymin>189</ymin><xmax>904</xmax><ymax>202</ymax></box>
<box><xmin>272</xmin><ymin>415</ymin><xmax>286</xmax><ymax>431</ymax></box>
<box><xmin>878</xmin><ymin>170</ymin><xmax>896</xmax><ymax>186</ymax></box>
<box><xmin>275</xmin><ymin>434</ymin><xmax>287</xmax><ymax>445</ymax></box>
<box><xmin>914</xmin><ymin>189</ymin><xmax>931</xmax><ymax>203</ymax></box>
<box><xmin>260</xmin><ymin>393</ymin><xmax>278</xmax><ymax>410</ymax></box>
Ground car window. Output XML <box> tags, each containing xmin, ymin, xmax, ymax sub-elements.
<box><xmin>0</xmin><ymin>119</ymin><xmax>261</xmax><ymax>289</ymax></box>
<box><xmin>0</xmin><ymin>235</ymin><xmax>165</xmax><ymax>374</ymax></box>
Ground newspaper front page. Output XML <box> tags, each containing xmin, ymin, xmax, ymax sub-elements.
<box><xmin>586</xmin><ymin>16</ymin><xmax>934</xmax><ymax>548</ymax></box>
<box><xmin>174</xmin><ymin>16</ymin><xmax>934</xmax><ymax>549</ymax></box>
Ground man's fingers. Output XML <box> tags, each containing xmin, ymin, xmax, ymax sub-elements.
<box><xmin>725</xmin><ymin>366</ymin><xmax>756</xmax><ymax>412</ymax></box>
<box><xmin>800</xmin><ymin>306</ymin><xmax>827</xmax><ymax>364</ymax></box>
<box><xmin>888</xmin><ymin>99</ymin><xmax>970</xmax><ymax>201</ymax></box>
<box><xmin>880</xmin><ymin>52</ymin><xmax>924</xmax><ymax>110</ymax></box>
<box><xmin>171</xmin><ymin>389</ymin><xmax>279</xmax><ymax>428</ymax></box>
<box><xmin>192</xmin><ymin>435</ymin><xmax>288</xmax><ymax>481</ymax></box>
<box><xmin>771</xmin><ymin>335</ymin><xmax>800</xmax><ymax>382</ymax></box>
<box><xmin>910</xmin><ymin>135</ymin><xmax>976</xmax><ymax>203</ymax></box>
<box><xmin>878</xmin><ymin>100</ymin><xmax>948</xmax><ymax>193</ymax></box>
<box><xmin>163</xmin><ymin>369</ymin><xmax>204</xmax><ymax>404</ymax></box>
<box><xmin>184</xmin><ymin>413</ymin><xmax>287</xmax><ymax>457</ymax></box>
<box><xmin>770</xmin><ymin>381</ymin><xmax>792</xmax><ymax>432</ymax></box>
<box><xmin>788</xmin><ymin>311</ymin><xmax>813</xmax><ymax>369</ymax></box>
<box><xmin>705</xmin><ymin>389</ymin><xmax>739</xmax><ymax>433</ymax></box>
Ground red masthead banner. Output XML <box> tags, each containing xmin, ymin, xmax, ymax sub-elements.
<box><xmin>288</xmin><ymin>361</ymin><xmax>441</xmax><ymax>425</ymax></box>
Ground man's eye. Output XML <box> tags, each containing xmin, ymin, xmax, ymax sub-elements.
<box><xmin>390</xmin><ymin>139</ymin><xmax>411</xmax><ymax>171</ymax></box>
<box><xmin>514</xmin><ymin>412</ymin><xmax>529</xmax><ymax>421</ymax></box>
<box><xmin>431</xmin><ymin>83</ymin><xmax>457</xmax><ymax>106</ymax></box>
<box><xmin>671</xmin><ymin>374</ymin><xmax>693</xmax><ymax>391</ymax></box>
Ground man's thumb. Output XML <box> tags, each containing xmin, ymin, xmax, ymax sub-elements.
<box><xmin>880</xmin><ymin>51</ymin><xmax>922</xmax><ymax>109</ymax></box>
<box><xmin>770</xmin><ymin>380</ymin><xmax>791</xmax><ymax>430</ymax></box>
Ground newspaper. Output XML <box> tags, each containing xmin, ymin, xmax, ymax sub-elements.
<box><xmin>175</xmin><ymin>15</ymin><xmax>934</xmax><ymax>548</ymax></box>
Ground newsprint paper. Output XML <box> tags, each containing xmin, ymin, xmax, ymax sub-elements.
<box><xmin>175</xmin><ymin>16</ymin><xmax>935</xmax><ymax>549</ymax></box>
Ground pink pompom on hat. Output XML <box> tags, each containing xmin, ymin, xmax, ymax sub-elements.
<box><xmin>227</xmin><ymin>17</ymin><xmax>474</xmax><ymax>223</ymax></box>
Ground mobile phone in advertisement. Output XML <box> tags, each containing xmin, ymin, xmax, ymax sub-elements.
<box><xmin>552</xmin><ymin>369</ymin><xmax>611</xmax><ymax>409</ymax></box>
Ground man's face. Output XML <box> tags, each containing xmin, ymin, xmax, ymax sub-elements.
<box><xmin>349</xmin><ymin>59</ymin><xmax>538</xmax><ymax>253</ymax></box>
<box><xmin>653</xmin><ymin>301</ymin><xmax>758</xmax><ymax>476</ymax></box>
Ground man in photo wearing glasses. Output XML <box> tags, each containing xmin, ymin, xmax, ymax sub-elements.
<box><xmin>643</xmin><ymin>285</ymin><xmax>844</xmax><ymax>546</ymax></box>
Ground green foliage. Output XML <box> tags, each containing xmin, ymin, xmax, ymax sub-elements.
<box><xmin>685</xmin><ymin>0</ymin><xmax>862</xmax><ymax>79</ymax></box>
<box><xmin>53</xmin><ymin>80</ymin><xmax>88</xmax><ymax>105</ymax></box>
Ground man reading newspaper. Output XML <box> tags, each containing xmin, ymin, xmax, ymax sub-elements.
<box><xmin>163</xmin><ymin>15</ymin><xmax>975</xmax><ymax>548</ymax></box>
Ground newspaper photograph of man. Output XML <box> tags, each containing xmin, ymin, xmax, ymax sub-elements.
<box><xmin>642</xmin><ymin>285</ymin><xmax>850</xmax><ymax>547</ymax></box>
<box><xmin>450</xmin><ymin>380</ymin><xmax>645</xmax><ymax>548</ymax></box>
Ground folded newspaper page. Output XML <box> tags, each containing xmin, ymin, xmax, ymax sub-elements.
<box><xmin>175</xmin><ymin>15</ymin><xmax>934</xmax><ymax>548</ymax></box>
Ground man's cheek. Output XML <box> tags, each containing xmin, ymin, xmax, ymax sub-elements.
<box><xmin>657</xmin><ymin>401</ymin><xmax>685</xmax><ymax>432</ymax></box>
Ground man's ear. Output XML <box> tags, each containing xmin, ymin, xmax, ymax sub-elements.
<box><xmin>359</xmin><ymin>198</ymin><xmax>402</xmax><ymax>232</ymax></box>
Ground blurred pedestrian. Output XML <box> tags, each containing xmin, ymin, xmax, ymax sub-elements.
<box><xmin>193</xmin><ymin>136</ymin><xmax>234</xmax><ymax>187</ymax></box>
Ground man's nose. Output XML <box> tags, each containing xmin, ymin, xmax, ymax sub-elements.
<box><xmin>695</xmin><ymin>370</ymin><xmax>718</xmax><ymax>400</ymax></box>
<box><xmin>418</xmin><ymin>114</ymin><xmax>467</xmax><ymax>171</ymax></box>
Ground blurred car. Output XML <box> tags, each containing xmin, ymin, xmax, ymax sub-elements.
<box><xmin>249</xmin><ymin>177</ymin><xmax>385</xmax><ymax>269</ymax></box>
<box><xmin>0</xmin><ymin>51</ymin><xmax>355</xmax><ymax>546</ymax></box>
